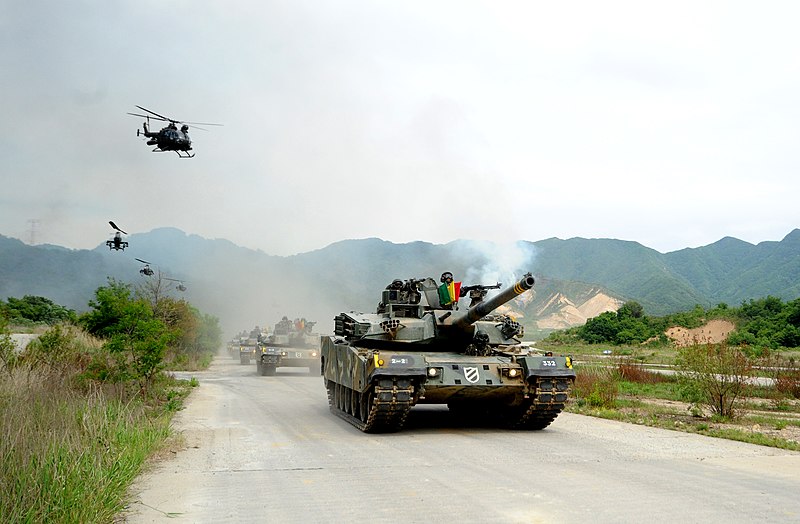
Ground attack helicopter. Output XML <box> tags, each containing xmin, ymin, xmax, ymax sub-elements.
<box><xmin>166</xmin><ymin>277</ymin><xmax>187</xmax><ymax>292</ymax></box>
<box><xmin>106</xmin><ymin>221</ymin><xmax>129</xmax><ymax>251</ymax></box>
<box><xmin>127</xmin><ymin>105</ymin><xmax>221</xmax><ymax>158</ymax></box>
<box><xmin>136</xmin><ymin>258</ymin><xmax>154</xmax><ymax>276</ymax></box>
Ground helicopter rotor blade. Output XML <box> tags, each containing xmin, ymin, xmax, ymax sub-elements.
<box><xmin>108</xmin><ymin>221</ymin><xmax>128</xmax><ymax>234</ymax></box>
<box><xmin>135</xmin><ymin>258</ymin><xmax>151</xmax><ymax>264</ymax></box>
<box><xmin>135</xmin><ymin>105</ymin><xmax>175</xmax><ymax>122</ymax></box>
<box><xmin>127</xmin><ymin>112</ymin><xmax>170</xmax><ymax>122</ymax></box>
<box><xmin>181</xmin><ymin>120</ymin><xmax>223</xmax><ymax>127</ymax></box>
<box><xmin>132</xmin><ymin>107</ymin><xmax>222</xmax><ymax>127</ymax></box>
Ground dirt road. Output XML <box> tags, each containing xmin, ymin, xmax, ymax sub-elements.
<box><xmin>123</xmin><ymin>356</ymin><xmax>800</xmax><ymax>523</ymax></box>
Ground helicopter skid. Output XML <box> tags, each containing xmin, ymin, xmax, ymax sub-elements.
<box><xmin>151</xmin><ymin>147</ymin><xmax>194</xmax><ymax>158</ymax></box>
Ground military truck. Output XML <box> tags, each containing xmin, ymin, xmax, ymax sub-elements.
<box><xmin>257</xmin><ymin>317</ymin><xmax>321</xmax><ymax>376</ymax></box>
<box><xmin>321</xmin><ymin>273</ymin><xmax>575</xmax><ymax>433</ymax></box>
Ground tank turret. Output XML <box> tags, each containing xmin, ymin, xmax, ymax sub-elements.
<box><xmin>322</xmin><ymin>271</ymin><xmax>575</xmax><ymax>433</ymax></box>
<box><xmin>334</xmin><ymin>273</ymin><xmax>534</xmax><ymax>351</ymax></box>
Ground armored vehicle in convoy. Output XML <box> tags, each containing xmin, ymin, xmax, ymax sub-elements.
<box><xmin>238</xmin><ymin>327</ymin><xmax>262</xmax><ymax>365</ymax></box>
<box><xmin>239</xmin><ymin>337</ymin><xmax>257</xmax><ymax>364</ymax></box>
<box><xmin>321</xmin><ymin>272</ymin><xmax>575</xmax><ymax>433</ymax></box>
<box><xmin>257</xmin><ymin>317</ymin><xmax>321</xmax><ymax>376</ymax></box>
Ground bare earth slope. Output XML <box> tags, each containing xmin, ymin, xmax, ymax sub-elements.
<box><xmin>666</xmin><ymin>319</ymin><xmax>736</xmax><ymax>346</ymax></box>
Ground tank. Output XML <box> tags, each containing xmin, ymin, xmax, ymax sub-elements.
<box><xmin>257</xmin><ymin>317</ymin><xmax>321</xmax><ymax>376</ymax></box>
<box><xmin>238</xmin><ymin>338</ymin><xmax>256</xmax><ymax>364</ymax></box>
<box><xmin>321</xmin><ymin>273</ymin><xmax>575</xmax><ymax>432</ymax></box>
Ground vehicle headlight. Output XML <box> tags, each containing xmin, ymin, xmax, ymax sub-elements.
<box><xmin>427</xmin><ymin>367</ymin><xmax>439</xmax><ymax>377</ymax></box>
<box><xmin>508</xmin><ymin>368</ymin><xmax>518</xmax><ymax>378</ymax></box>
<box><xmin>311</xmin><ymin>351</ymin><xmax>318</xmax><ymax>357</ymax></box>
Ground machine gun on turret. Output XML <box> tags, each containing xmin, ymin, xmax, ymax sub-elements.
<box><xmin>459</xmin><ymin>282</ymin><xmax>502</xmax><ymax>307</ymax></box>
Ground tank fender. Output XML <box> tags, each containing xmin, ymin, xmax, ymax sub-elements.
<box><xmin>517</xmin><ymin>355</ymin><xmax>577</xmax><ymax>380</ymax></box>
<box><xmin>367</xmin><ymin>353</ymin><xmax>426</xmax><ymax>383</ymax></box>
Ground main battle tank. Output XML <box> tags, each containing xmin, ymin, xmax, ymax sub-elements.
<box><xmin>257</xmin><ymin>317</ymin><xmax>321</xmax><ymax>376</ymax></box>
<box><xmin>321</xmin><ymin>273</ymin><xmax>575</xmax><ymax>432</ymax></box>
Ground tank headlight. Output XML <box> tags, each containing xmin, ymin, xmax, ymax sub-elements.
<box><xmin>428</xmin><ymin>367</ymin><xmax>439</xmax><ymax>377</ymax></box>
<box><xmin>311</xmin><ymin>351</ymin><xmax>318</xmax><ymax>357</ymax></box>
<box><xmin>508</xmin><ymin>368</ymin><xmax>518</xmax><ymax>378</ymax></box>
<box><xmin>281</xmin><ymin>351</ymin><xmax>287</xmax><ymax>356</ymax></box>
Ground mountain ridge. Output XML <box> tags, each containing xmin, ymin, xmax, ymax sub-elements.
<box><xmin>2</xmin><ymin>229</ymin><xmax>799</xmax><ymax>337</ymax></box>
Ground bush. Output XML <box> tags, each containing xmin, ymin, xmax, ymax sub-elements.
<box><xmin>0</xmin><ymin>319</ymin><xmax>17</xmax><ymax>374</ymax></box>
<box><xmin>676</xmin><ymin>343</ymin><xmax>752</xmax><ymax>418</ymax></box>
<box><xmin>618</xmin><ymin>361</ymin><xmax>669</xmax><ymax>384</ymax></box>
<box><xmin>760</xmin><ymin>352</ymin><xmax>800</xmax><ymax>400</ymax></box>
<box><xmin>574</xmin><ymin>366</ymin><xmax>619</xmax><ymax>408</ymax></box>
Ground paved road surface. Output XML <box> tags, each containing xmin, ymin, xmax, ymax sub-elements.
<box><xmin>124</xmin><ymin>356</ymin><xmax>800</xmax><ymax>523</ymax></box>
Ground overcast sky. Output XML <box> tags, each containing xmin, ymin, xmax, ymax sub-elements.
<box><xmin>1</xmin><ymin>1</ymin><xmax>799</xmax><ymax>256</ymax></box>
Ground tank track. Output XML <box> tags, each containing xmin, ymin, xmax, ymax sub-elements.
<box><xmin>505</xmin><ymin>376</ymin><xmax>574</xmax><ymax>430</ymax></box>
<box><xmin>327</xmin><ymin>378</ymin><xmax>415</xmax><ymax>433</ymax></box>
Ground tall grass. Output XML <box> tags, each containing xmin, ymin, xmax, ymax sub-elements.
<box><xmin>573</xmin><ymin>365</ymin><xmax>619</xmax><ymax>408</ymax></box>
<box><xmin>0</xmin><ymin>324</ymin><xmax>190</xmax><ymax>522</ymax></box>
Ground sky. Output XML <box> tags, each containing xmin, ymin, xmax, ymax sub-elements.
<box><xmin>1</xmin><ymin>1</ymin><xmax>799</xmax><ymax>256</ymax></box>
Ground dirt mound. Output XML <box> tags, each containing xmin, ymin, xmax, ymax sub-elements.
<box><xmin>666</xmin><ymin>319</ymin><xmax>735</xmax><ymax>347</ymax></box>
<box><xmin>535</xmin><ymin>292</ymin><xmax>622</xmax><ymax>330</ymax></box>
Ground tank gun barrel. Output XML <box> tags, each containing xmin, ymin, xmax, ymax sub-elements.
<box><xmin>452</xmin><ymin>273</ymin><xmax>534</xmax><ymax>328</ymax></box>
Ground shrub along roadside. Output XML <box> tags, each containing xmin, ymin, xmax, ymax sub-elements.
<box><xmin>0</xmin><ymin>281</ymin><xmax>212</xmax><ymax>523</ymax></box>
<box><xmin>566</xmin><ymin>355</ymin><xmax>800</xmax><ymax>451</ymax></box>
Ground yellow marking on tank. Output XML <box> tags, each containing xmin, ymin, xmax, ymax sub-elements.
<box><xmin>374</xmin><ymin>353</ymin><xmax>381</xmax><ymax>368</ymax></box>
<box><xmin>565</xmin><ymin>356</ymin><xmax>573</xmax><ymax>369</ymax></box>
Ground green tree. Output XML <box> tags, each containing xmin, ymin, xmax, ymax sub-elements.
<box><xmin>617</xmin><ymin>301</ymin><xmax>644</xmax><ymax>319</ymax></box>
<box><xmin>580</xmin><ymin>311</ymin><xmax>619</xmax><ymax>343</ymax></box>
<box><xmin>3</xmin><ymin>296</ymin><xmax>76</xmax><ymax>324</ymax></box>
<box><xmin>80</xmin><ymin>280</ymin><xmax>173</xmax><ymax>393</ymax></box>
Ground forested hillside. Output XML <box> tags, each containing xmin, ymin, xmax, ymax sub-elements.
<box><xmin>2</xmin><ymin>228</ymin><xmax>799</xmax><ymax>335</ymax></box>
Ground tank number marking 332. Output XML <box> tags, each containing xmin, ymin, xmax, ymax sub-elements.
<box><xmin>541</xmin><ymin>360</ymin><xmax>557</xmax><ymax>368</ymax></box>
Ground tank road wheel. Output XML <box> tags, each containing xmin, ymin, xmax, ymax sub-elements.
<box><xmin>334</xmin><ymin>383</ymin><xmax>343</xmax><ymax>411</ymax></box>
<box><xmin>339</xmin><ymin>384</ymin><xmax>349</xmax><ymax>413</ymax></box>
<box><xmin>344</xmin><ymin>387</ymin><xmax>353</xmax><ymax>415</ymax></box>
<box><xmin>350</xmin><ymin>388</ymin><xmax>361</xmax><ymax>419</ymax></box>
<box><xmin>359</xmin><ymin>390</ymin><xmax>372</xmax><ymax>423</ymax></box>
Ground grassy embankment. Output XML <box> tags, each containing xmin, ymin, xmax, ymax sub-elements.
<box><xmin>0</xmin><ymin>326</ymin><xmax>197</xmax><ymax>522</ymax></box>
